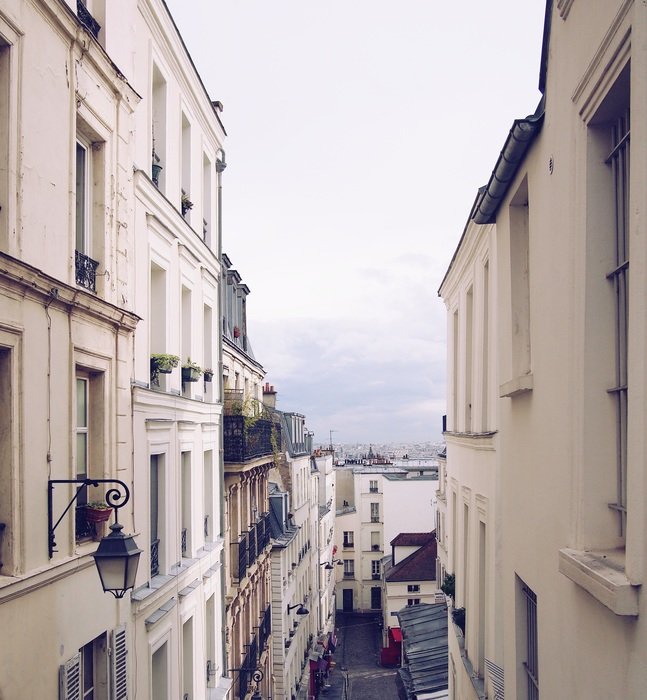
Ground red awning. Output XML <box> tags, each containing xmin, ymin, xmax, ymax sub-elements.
<box><xmin>391</xmin><ymin>627</ymin><xmax>403</xmax><ymax>643</ymax></box>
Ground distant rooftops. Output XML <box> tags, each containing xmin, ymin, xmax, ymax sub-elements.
<box><xmin>385</xmin><ymin>533</ymin><xmax>437</xmax><ymax>583</ymax></box>
<box><xmin>390</xmin><ymin>532</ymin><xmax>435</xmax><ymax>547</ymax></box>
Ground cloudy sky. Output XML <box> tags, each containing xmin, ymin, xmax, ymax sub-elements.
<box><xmin>166</xmin><ymin>0</ymin><xmax>547</xmax><ymax>445</ymax></box>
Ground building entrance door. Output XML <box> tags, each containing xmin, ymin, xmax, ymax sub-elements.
<box><xmin>371</xmin><ymin>586</ymin><xmax>382</xmax><ymax>609</ymax></box>
<box><xmin>343</xmin><ymin>589</ymin><xmax>353</xmax><ymax>612</ymax></box>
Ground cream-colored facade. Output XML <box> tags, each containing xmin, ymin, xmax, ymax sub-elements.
<box><xmin>439</xmin><ymin>217</ymin><xmax>500</xmax><ymax>699</ymax></box>
<box><xmin>441</xmin><ymin>1</ymin><xmax>647</xmax><ymax>697</ymax></box>
<box><xmin>335</xmin><ymin>465</ymin><xmax>437</xmax><ymax>613</ymax></box>
<box><xmin>0</xmin><ymin>1</ymin><xmax>140</xmax><ymax>697</ymax></box>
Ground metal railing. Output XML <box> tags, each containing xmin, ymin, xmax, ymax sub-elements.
<box><xmin>77</xmin><ymin>0</ymin><xmax>100</xmax><ymax>38</ymax></box>
<box><xmin>239</xmin><ymin>634</ymin><xmax>258</xmax><ymax>699</ymax></box>
<box><xmin>150</xmin><ymin>538</ymin><xmax>160</xmax><ymax>577</ymax></box>
<box><xmin>75</xmin><ymin>250</ymin><xmax>99</xmax><ymax>292</ymax></box>
<box><xmin>258</xmin><ymin>605</ymin><xmax>271</xmax><ymax>653</ymax></box>
<box><xmin>181</xmin><ymin>528</ymin><xmax>187</xmax><ymax>556</ymax></box>
<box><xmin>223</xmin><ymin>416</ymin><xmax>280</xmax><ymax>462</ymax></box>
<box><xmin>231</xmin><ymin>532</ymin><xmax>248</xmax><ymax>582</ymax></box>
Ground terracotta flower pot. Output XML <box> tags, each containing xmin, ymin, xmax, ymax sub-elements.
<box><xmin>84</xmin><ymin>506</ymin><xmax>112</xmax><ymax>524</ymax></box>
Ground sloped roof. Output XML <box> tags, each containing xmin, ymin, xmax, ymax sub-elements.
<box><xmin>390</xmin><ymin>531</ymin><xmax>435</xmax><ymax>547</ymax></box>
<box><xmin>386</xmin><ymin>537</ymin><xmax>437</xmax><ymax>583</ymax></box>
<box><xmin>397</xmin><ymin>603</ymin><xmax>449</xmax><ymax>698</ymax></box>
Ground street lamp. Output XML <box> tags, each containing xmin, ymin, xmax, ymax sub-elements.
<box><xmin>48</xmin><ymin>478</ymin><xmax>141</xmax><ymax>598</ymax></box>
<box><xmin>287</xmin><ymin>602</ymin><xmax>309</xmax><ymax>615</ymax></box>
<box><xmin>320</xmin><ymin>559</ymin><xmax>344</xmax><ymax>570</ymax></box>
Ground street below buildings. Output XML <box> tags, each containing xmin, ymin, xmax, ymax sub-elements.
<box><xmin>330</xmin><ymin>612</ymin><xmax>402</xmax><ymax>700</ymax></box>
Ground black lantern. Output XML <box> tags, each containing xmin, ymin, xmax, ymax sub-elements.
<box><xmin>93</xmin><ymin>521</ymin><xmax>142</xmax><ymax>598</ymax></box>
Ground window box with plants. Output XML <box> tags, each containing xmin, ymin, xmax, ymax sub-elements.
<box><xmin>181</xmin><ymin>359</ymin><xmax>202</xmax><ymax>383</ymax></box>
<box><xmin>203</xmin><ymin>368</ymin><xmax>214</xmax><ymax>382</ymax></box>
<box><xmin>150</xmin><ymin>353</ymin><xmax>179</xmax><ymax>385</ymax></box>
<box><xmin>84</xmin><ymin>501</ymin><xmax>113</xmax><ymax>524</ymax></box>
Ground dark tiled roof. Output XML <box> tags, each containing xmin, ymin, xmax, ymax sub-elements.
<box><xmin>386</xmin><ymin>537</ymin><xmax>437</xmax><ymax>583</ymax></box>
<box><xmin>390</xmin><ymin>531</ymin><xmax>435</xmax><ymax>547</ymax></box>
<box><xmin>396</xmin><ymin>602</ymin><xmax>448</xmax><ymax>697</ymax></box>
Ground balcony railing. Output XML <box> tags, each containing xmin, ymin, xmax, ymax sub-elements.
<box><xmin>181</xmin><ymin>528</ymin><xmax>187</xmax><ymax>556</ymax></box>
<box><xmin>204</xmin><ymin>514</ymin><xmax>209</xmax><ymax>539</ymax></box>
<box><xmin>343</xmin><ymin>571</ymin><xmax>354</xmax><ymax>579</ymax></box>
<box><xmin>223</xmin><ymin>416</ymin><xmax>280</xmax><ymax>463</ymax></box>
<box><xmin>239</xmin><ymin>634</ymin><xmax>258</xmax><ymax>699</ymax></box>
<box><xmin>231</xmin><ymin>532</ymin><xmax>248</xmax><ymax>582</ymax></box>
<box><xmin>77</xmin><ymin>0</ymin><xmax>100</xmax><ymax>39</ymax></box>
<box><xmin>150</xmin><ymin>538</ymin><xmax>160</xmax><ymax>577</ymax></box>
<box><xmin>258</xmin><ymin>605</ymin><xmax>272</xmax><ymax>653</ymax></box>
<box><xmin>370</xmin><ymin>515</ymin><xmax>380</xmax><ymax>523</ymax></box>
<box><xmin>75</xmin><ymin>250</ymin><xmax>99</xmax><ymax>292</ymax></box>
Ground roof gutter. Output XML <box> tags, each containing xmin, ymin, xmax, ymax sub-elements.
<box><xmin>472</xmin><ymin>95</ymin><xmax>545</xmax><ymax>225</ymax></box>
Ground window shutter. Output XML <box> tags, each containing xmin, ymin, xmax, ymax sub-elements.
<box><xmin>60</xmin><ymin>653</ymin><xmax>82</xmax><ymax>700</ymax></box>
<box><xmin>111</xmin><ymin>626</ymin><xmax>128</xmax><ymax>700</ymax></box>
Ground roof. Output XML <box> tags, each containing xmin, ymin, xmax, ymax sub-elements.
<box><xmin>390</xmin><ymin>532</ymin><xmax>435</xmax><ymax>547</ymax></box>
<box><xmin>386</xmin><ymin>537</ymin><xmax>437</xmax><ymax>583</ymax></box>
<box><xmin>396</xmin><ymin>603</ymin><xmax>449</xmax><ymax>698</ymax></box>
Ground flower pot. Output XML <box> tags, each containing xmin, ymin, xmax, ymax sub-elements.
<box><xmin>203</xmin><ymin>371</ymin><xmax>213</xmax><ymax>383</ymax></box>
<box><xmin>182</xmin><ymin>367</ymin><xmax>202</xmax><ymax>383</ymax></box>
<box><xmin>84</xmin><ymin>506</ymin><xmax>112</xmax><ymax>524</ymax></box>
<box><xmin>152</xmin><ymin>162</ymin><xmax>163</xmax><ymax>187</ymax></box>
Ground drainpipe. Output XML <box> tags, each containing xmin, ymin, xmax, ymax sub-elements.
<box><xmin>216</xmin><ymin>147</ymin><xmax>229</xmax><ymax>679</ymax></box>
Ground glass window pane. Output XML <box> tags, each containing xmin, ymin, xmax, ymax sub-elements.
<box><xmin>76</xmin><ymin>143</ymin><xmax>87</xmax><ymax>252</ymax></box>
<box><xmin>76</xmin><ymin>433</ymin><xmax>87</xmax><ymax>479</ymax></box>
<box><xmin>76</xmin><ymin>378</ymin><xmax>87</xmax><ymax>428</ymax></box>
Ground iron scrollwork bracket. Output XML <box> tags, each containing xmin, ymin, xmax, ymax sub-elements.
<box><xmin>47</xmin><ymin>478</ymin><xmax>130</xmax><ymax>558</ymax></box>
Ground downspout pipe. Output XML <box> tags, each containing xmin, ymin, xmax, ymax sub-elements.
<box><xmin>472</xmin><ymin>96</ymin><xmax>545</xmax><ymax>225</ymax></box>
<box><xmin>216</xmin><ymin>147</ymin><xmax>229</xmax><ymax>680</ymax></box>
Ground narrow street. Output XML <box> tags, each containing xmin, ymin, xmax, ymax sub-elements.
<box><xmin>334</xmin><ymin>612</ymin><xmax>402</xmax><ymax>700</ymax></box>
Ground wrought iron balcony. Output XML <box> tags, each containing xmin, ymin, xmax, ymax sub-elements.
<box><xmin>258</xmin><ymin>605</ymin><xmax>271</xmax><ymax>653</ymax></box>
<box><xmin>239</xmin><ymin>634</ymin><xmax>258</xmax><ymax>699</ymax></box>
<box><xmin>223</xmin><ymin>415</ymin><xmax>280</xmax><ymax>463</ymax></box>
<box><xmin>77</xmin><ymin>0</ymin><xmax>100</xmax><ymax>39</ymax></box>
<box><xmin>204</xmin><ymin>514</ymin><xmax>209</xmax><ymax>539</ymax></box>
<box><xmin>231</xmin><ymin>532</ymin><xmax>248</xmax><ymax>582</ymax></box>
<box><xmin>75</xmin><ymin>250</ymin><xmax>99</xmax><ymax>292</ymax></box>
<box><xmin>150</xmin><ymin>538</ymin><xmax>160</xmax><ymax>577</ymax></box>
<box><xmin>181</xmin><ymin>528</ymin><xmax>187</xmax><ymax>556</ymax></box>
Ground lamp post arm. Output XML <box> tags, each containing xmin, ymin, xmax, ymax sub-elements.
<box><xmin>48</xmin><ymin>478</ymin><xmax>131</xmax><ymax>558</ymax></box>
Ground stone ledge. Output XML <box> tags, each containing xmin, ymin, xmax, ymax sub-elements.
<box><xmin>499</xmin><ymin>374</ymin><xmax>533</xmax><ymax>398</ymax></box>
<box><xmin>558</xmin><ymin>547</ymin><xmax>640</xmax><ymax>616</ymax></box>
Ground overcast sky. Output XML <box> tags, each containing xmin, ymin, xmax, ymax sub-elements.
<box><xmin>165</xmin><ymin>0</ymin><xmax>547</xmax><ymax>445</ymax></box>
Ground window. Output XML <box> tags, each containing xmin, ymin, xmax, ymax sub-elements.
<box><xmin>517</xmin><ymin>579</ymin><xmax>539</xmax><ymax>700</ymax></box>
<box><xmin>75</xmin><ymin>371</ymin><xmax>105</xmax><ymax>541</ymax></box>
<box><xmin>152</xmin><ymin>64</ymin><xmax>167</xmax><ymax>192</ymax></box>
<box><xmin>60</xmin><ymin>629</ymin><xmax>127</xmax><ymax>700</ymax></box>
<box><xmin>204</xmin><ymin>450</ymin><xmax>214</xmax><ymax>542</ymax></box>
<box><xmin>606</xmin><ymin>103</ymin><xmax>630</xmax><ymax>537</ymax></box>
<box><xmin>370</xmin><ymin>502</ymin><xmax>380</xmax><ymax>522</ymax></box>
<box><xmin>371</xmin><ymin>531</ymin><xmax>380</xmax><ymax>550</ymax></box>
<box><xmin>407</xmin><ymin>584</ymin><xmax>420</xmax><ymax>593</ymax></box>
<box><xmin>371</xmin><ymin>560</ymin><xmax>380</xmax><ymax>579</ymax></box>
<box><xmin>150</xmin><ymin>454</ymin><xmax>164</xmax><ymax>577</ymax></box>
<box><xmin>369</xmin><ymin>479</ymin><xmax>378</xmax><ymax>493</ymax></box>
<box><xmin>151</xmin><ymin>640</ymin><xmax>170</xmax><ymax>700</ymax></box>
<box><xmin>343</xmin><ymin>559</ymin><xmax>354</xmax><ymax>578</ymax></box>
<box><xmin>465</xmin><ymin>285</ymin><xmax>473</xmax><ymax>431</ymax></box>
<box><xmin>0</xmin><ymin>33</ymin><xmax>13</xmax><ymax>251</ymax></box>
<box><xmin>407</xmin><ymin>598</ymin><xmax>421</xmax><ymax>606</ymax></box>
<box><xmin>181</xmin><ymin>451</ymin><xmax>192</xmax><ymax>557</ymax></box>
<box><xmin>343</xmin><ymin>530</ymin><xmax>354</xmax><ymax>548</ymax></box>
<box><xmin>75</xmin><ymin>139</ymin><xmax>100</xmax><ymax>292</ymax></box>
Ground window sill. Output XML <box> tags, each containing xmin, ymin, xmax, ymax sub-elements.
<box><xmin>499</xmin><ymin>373</ymin><xmax>533</xmax><ymax>398</ymax></box>
<box><xmin>558</xmin><ymin>547</ymin><xmax>639</xmax><ymax>616</ymax></box>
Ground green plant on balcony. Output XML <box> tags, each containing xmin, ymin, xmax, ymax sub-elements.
<box><xmin>451</xmin><ymin>606</ymin><xmax>466</xmax><ymax>635</ymax></box>
<box><xmin>181</xmin><ymin>190</ymin><xmax>193</xmax><ymax>216</ymax></box>
<box><xmin>441</xmin><ymin>572</ymin><xmax>455</xmax><ymax>599</ymax></box>
<box><xmin>181</xmin><ymin>358</ymin><xmax>203</xmax><ymax>383</ymax></box>
<box><xmin>150</xmin><ymin>353</ymin><xmax>180</xmax><ymax>385</ymax></box>
<box><xmin>203</xmin><ymin>368</ymin><xmax>214</xmax><ymax>382</ymax></box>
<box><xmin>270</xmin><ymin>424</ymin><xmax>280</xmax><ymax>467</ymax></box>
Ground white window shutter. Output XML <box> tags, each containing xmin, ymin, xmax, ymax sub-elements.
<box><xmin>111</xmin><ymin>625</ymin><xmax>128</xmax><ymax>700</ymax></box>
<box><xmin>60</xmin><ymin>653</ymin><xmax>82</xmax><ymax>700</ymax></box>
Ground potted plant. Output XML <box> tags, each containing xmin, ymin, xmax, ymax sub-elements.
<box><xmin>182</xmin><ymin>358</ymin><xmax>202</xmax><ymax>383</ymax></box>
<box><xmin>150</xmin><ymin>353</ymin><xmax>180</xmax><ymax>385</ymax></box>
<box><xmin>152</xmin><ymin>150</ymin><xmax>163</xmax><ymax>187</ymax></box>
<box><xmin>203</xmin><ymin>368</ymin><xmax>214</xmax><ymax>382</ymax></box>
<box><xmin>233</xmin><ymin>326</ymin><xmax>241</xmax><ymax>338</ymax></box>
<box><xmin>84</xmin><ymin>501</ymin><xmax>113</xmax><ymax>524</ymax></box>
<box><xmin>181</xmin><ymin>190</ymin><xmax>193</xmax><ymax>216</ymax></box>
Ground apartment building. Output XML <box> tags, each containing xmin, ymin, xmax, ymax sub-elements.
<box><xmin>335</xmin><ymin>465</ymin><xmax>437</xmax><ymax>613</ymax></box>
<box><xmin>441</xmin><ymin>1</ymin><xmax>647</xmax><ymax>697</ymax></box>
<box><xmin>438</xmin><ymin>214</ymin><xmax>499</xmax><ymax>699</ymax></box>
<box><xmin>0</xmin><ymin>0</ymin><xmax>141</xmax><ymax>697</ymax></box>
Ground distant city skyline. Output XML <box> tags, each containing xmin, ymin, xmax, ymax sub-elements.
<box><xmin>166</xmin><ymin>0</ymin><xmax>547</xmax><ymax>443</ymax></box>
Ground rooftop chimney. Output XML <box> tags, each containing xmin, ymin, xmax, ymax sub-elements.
<box><xmin>263</xmin><ymin>382</ymin><xmax>277</xmax><ymax>409</ymax></box>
